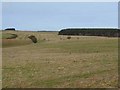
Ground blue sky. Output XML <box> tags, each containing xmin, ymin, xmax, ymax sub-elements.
<box><xmin>2</xmin><ymin>2</ymin><xmax>118</xmax><ymax>31</ymax></box>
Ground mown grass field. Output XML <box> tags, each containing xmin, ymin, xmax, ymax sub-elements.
<box><xmin>2</xmin><ymin>30</ymin><xmax>118</xmax><ymax>88</ymax></box>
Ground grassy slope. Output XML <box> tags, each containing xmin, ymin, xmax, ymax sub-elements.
<box><xmin>0</xmin><ymin>31</ymin><xmax>1</xmax><ymax>37</ymax></box>
<box><xmin>2</xmin><ymin>33</ymin><xmax>14</xmax><ymax>39</ymax></box>
<box><xmin>2</xmin><ymin>31</ymin><xmax>118</xmax><ymax>88</ymax></box>
<box><xmin>2</xmin><ymin>31</ymin><xmax>33</xmax><ymax>48</ymax></box>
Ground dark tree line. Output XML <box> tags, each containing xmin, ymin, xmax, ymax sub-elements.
<box><xmin>58</xmin><ymin>28</ymin><xmax>120</xmax><ymax>37</ymax></box>
<box><xmin>5</xmin><ymin>28</ymin><xmax>16</xmax><ymax>31</ymax></box>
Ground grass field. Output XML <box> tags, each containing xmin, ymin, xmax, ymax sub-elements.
<box><xmin>2</xmin><ymin>30</ymin><xmax>118</xmax><ymax>88</ymax></box>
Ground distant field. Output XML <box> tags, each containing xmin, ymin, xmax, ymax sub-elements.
<box><xmin>2</xmin><ymin>31</ymin><xmax>118</xmax><ymax>88</ymax></box>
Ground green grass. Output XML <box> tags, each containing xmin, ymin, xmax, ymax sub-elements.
<box><xmin>0</xmin><ymin>33</ymin><xmax>2</xmax><ymax>39</ymax></box>
<box><xmin>37</xmin><ymin>39</ymin><xmax>117</xmax><ymax>53</ymax></box>
<box><xmin>2</xmin><ymin>33</ymin><xmax>15</xmax><ymax>39</ymax></box>
<box><xmin>2</xmin><ymin>31</ymin><xmax>118</xmax><ymax>88</ymax></box>
<box><xmin>2</xmin><ymin>31</ymin><xmax>34</xmax><ymax>48</ymax></box>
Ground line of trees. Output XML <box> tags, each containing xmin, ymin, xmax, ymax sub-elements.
<box><xmin>58</xmin><ymin>28</ymin><xmax>120</xmax><ymax>37</ymax></box>
<box><xmin>5</xmin><ymin>28</ymin><xmax>16</xmax><ymax>31</ymax></box>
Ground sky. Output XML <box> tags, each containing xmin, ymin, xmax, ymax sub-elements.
<box><xmin>2</xmin><ymin>2</ymin><xmax>118</xmax><ymax>31</ymax></box>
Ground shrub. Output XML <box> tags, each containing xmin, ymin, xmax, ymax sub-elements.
<box><xmin>67</xmin><ymin>36</ymin><xmax>71</xmax><ymax>39</ymax></box>
<box><xmin>43</xmin><ymin>38</ymin><xmax>46</xmax><ymax>40</ymax></box>
<box><xmin>77</xmin><ymin>37</ymin><xmax>79</xmax><ymax>39</ymax></box>
<box><xmin>28</xmin><ymin>35</ymin><xmax>37</xmax><ymax>43</ymax></box>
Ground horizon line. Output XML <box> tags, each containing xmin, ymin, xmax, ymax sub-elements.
<box><xmin>1</xmin><ymin>27</ymin><xmax>119</xmax><ymax>31</ymax></box>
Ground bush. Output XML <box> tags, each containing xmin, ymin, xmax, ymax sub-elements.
<box><xmin>67</xmin><ymin>36</ymin><xmax>71</xmax><ymax>39</ymax></box>
<box><xmin>28</xmin><ymin>35</ymin><xmax>37</xmax><ymax>43</ymax></box>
